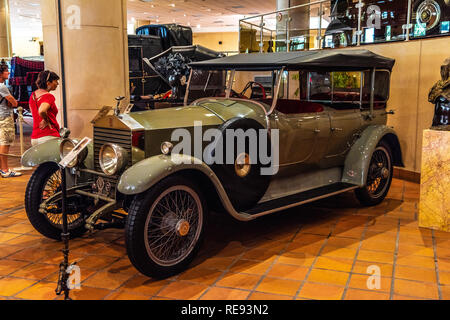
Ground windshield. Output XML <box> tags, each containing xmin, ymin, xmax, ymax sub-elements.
<box><xmin>185</xmin><ymin>69</ymin><xmax>282</xmax><ymax>111</ymax></box>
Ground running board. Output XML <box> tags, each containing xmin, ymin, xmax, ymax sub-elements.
<box><xmin>243</xmin><ymin>183</ymin><xmax>358</xmax><ymax>219</ymax></box>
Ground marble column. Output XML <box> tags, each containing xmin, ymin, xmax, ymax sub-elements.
<box><xmin>41</xmin><ymin>0</ymin><xmax>129</xmax><ymax>138</ymax></box>
<box><xmin>0</xmin><ymin>0</ymin><xmax>12</xmax><ymax>57</ymax></box>
<box><xmin>418</xmin><ymin>129</ymin><xmax>450</xmax><ymax>232</ymax></box>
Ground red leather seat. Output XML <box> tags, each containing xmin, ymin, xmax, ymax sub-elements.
<box><xmin>260</xmin><ymin>99</ymin><xmax>324</xmax><ymax>114</ymax></box>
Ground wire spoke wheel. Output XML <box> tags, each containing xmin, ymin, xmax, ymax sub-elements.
<box><xmin>144</xmin><ymin>185</ymin><xmax>203</xmax><ymax>267</ymax></box>
<box><xmin>40</xmin><ymin>169</ymin><xmax>83</xmax><ymax>229</ymax></box>
<box><xmin>365</xmin><ymin>146</ymin><xmax>392</xmax><ymax>199</ymax></box>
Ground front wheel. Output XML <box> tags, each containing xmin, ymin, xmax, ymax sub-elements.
<box><xmin>125</xmin><ymin>176</ymin><xmax>208</xmax><ymax>279</ymax></box>
<box><xmin>25</xmin><ymin>162</ymin><xmax>87</xmax><ymax>240</ymax></box>
<box><xmin>355</xmin><ymin>142</ymin><xmax>394</xmax><ymax>207</ymax></box>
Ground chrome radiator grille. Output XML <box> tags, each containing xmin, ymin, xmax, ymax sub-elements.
<box><xmin>93</xmin><ymin>127</ymin><xmax>132</xmax><ymax>175</ymax></box>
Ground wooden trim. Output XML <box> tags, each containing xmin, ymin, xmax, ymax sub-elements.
<box><xmin>393</xmin><ymin>167</ymin><xmax>420</xmax><ymax>184</ymax></box>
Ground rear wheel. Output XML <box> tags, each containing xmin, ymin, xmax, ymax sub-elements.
<box><xmin>25</xmin><ymin>162</ymin><xmax>87</xmax><ymax>240</ymax></box>
<box><xmin>355</xmin><ymin>142</ymin><xmax>393</xmax><ymax>207</ymax></box>
<box><xmin>125</xmin><ymin>176</ymin><xmax>208</xmax><ymax>279</ymax></box>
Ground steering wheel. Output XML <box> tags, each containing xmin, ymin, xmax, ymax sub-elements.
<box><xmin>240</xmin><ymin>81</ymin><xmax>267</xmax><ymax>99</ymax></box>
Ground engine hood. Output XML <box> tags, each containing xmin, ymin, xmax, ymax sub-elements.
<box><xmin>93</xmin><ymin>105</ymin><xmax>224</xmax><ymax>132</ymax></box>
<box><xmin>192</xmin><ymin>98</ymin><xmax>269</xmax><ymax>128</ymax></box>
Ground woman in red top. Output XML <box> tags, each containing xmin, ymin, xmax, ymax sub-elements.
<box><xmin>30</xmin><ymin>70</ymin><xmax>61</xmax><ymax>146</ymax></box>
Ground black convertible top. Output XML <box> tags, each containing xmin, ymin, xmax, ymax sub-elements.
<box><xmin>190</xmin><ymin>49</ymin><xmax>395</xmax><ymax>71</ymax></box>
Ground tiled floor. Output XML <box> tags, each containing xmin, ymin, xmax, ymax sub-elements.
<box><xmin>0</xmin><ymin>137</ymin><xmax>449</xmax><ymax>300</ymax></box>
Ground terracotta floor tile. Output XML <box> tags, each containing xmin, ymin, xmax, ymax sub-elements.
<box><xmin>5</xmin><ymin>235</ymin><xmax>42</xmax><ymax>247</ymax></box>
<box><xmin>216</xmin><ymin>272</ymin><xmax>261</xmax><ymax>291</ymax></box>
<box><xmin>105</xmin><ymin>290</ymin><xmax>150</xmax><ymax>300</ymax></box>
<box><xmin>437</xmin><ymin>258</ymin><xmax>450</xmax><ymax>271</ymax></box>
<box><xmin>441</xmin><ymin>285</ymin><xmax>450</xmax><ymax>300</ymax></box>
<box><xmin>298</xmin><ymin>282</ymin><xmax>344</xmax><ymax>300</ymax></box>
<box><xmin>314</xmin><ymin>256</ymin><xmax>353</xmax><ymax>272</ymax></box>
<box><xmin>8</xmin><ymin>248</ymin><xmax>55</xmax><ymax>263</ymax></box>
<box><xmin>393</xmin><ymin>279</ymin><xmax>439</xmax><ymax>300</ymax></box>
<box><xmin>285</xmin><ymin>242</ymin><xmax>322</xmax><ymax>255</ymax></box>
<box><xmin>120</xmin><ymin>275</ymin><xmax>169</xmax><ymax>296</ymax></box>
<box><xmin>396</xmin><ymin>256</ymin><xmax>435</xmax><ymax>269</ymax></box>
<box><xmin>76</xmin><ymin>255</ymin><xmax>118</xmax><ymax>270</ymax></box>
<box><xmin>3</xmin><ymin>223</ymin><xmax>35</xmax><ymax>234</ymax></box>
<box><xmin>357</xmin><ymin>250</ymin><xmax>394</xmax><ymax>264</ymax></box>
<box><xmin>436</xmin><ymin>247</ymin><xmax>450</xmax><ymax>260</ymax></box>
<box><xmin>392</xmin><ymin>294</ymin><xmax>428</xmax><ymax>300</ymax></box>
<box><xmin>277</xmin><ymin>252</ymin><xmax>315</xmax><ymax>268</ymax></box>
<box><xmin>0</xmin><ymin>232</ymin><xmax>21</xmax><ymax>244</ymax></box>
<box><xmin>267</xmin><ymin>264</ymin><xmax>309</xmax><ymax>281</ymax></box>
<box><xmin>249</xmin><ymin>292</ymin><xmax>293</xmax><ymax>300</ymax></box>
<box><xmin>397</xmin><ymin>244</ymin><xmax>434</xmax><ymax>258</ymax></box>
<box><xmin>0</xmin><ymin>277</ymin><xmax>37</xmax><ymax>296</ymax></box>
<box><xmin>300</xmin><ymin>226</ymin><xmax>332</xmax><ymax>237</ymax></box>
<box><xmin>241</xmin><ymin>248</ymin><xmax>280</xmax><ymax>261</ymax></box>
<box><xmin>15</xmin><ymin>281</ymin><xmax>57</xmax><ymax>300</ymax></box>
<box><xmin>439</xmin><ymin>271</ymin><xmax>450</xmax><ymax>285</ymax></box>
<box><xmin>349</xmin><ymin>274</ymin><xmax>391</xmax><ymax>292</ymax></box>
<box><xmin>364</xmin><ymin>231</ymin><xmax>398</xmax><ymax>243</ymax></box>
<box><xmin>0</xmin><ymin>259</ymin><xmax>30</xmax><ymax>276</ymax></box>
<box><xmin>255</xmin><ymin>276</ymin><xmax>302</xmax><ymax>296</ymax></box>
<box><xmin>229</xmin><ymin>259</ymin><xmax>272</xmax><ymax>275</ymax></box>
<box><xmin>332</xmin><ymin>227</ymin><xmax>365</xmax><ymax>239</ymax></box>
<box><xmin>157</xmin><ymin>281</ymin><xmax>209</xmax><ymax>300</ymax></box>
<box><xmin>353</xmin><ymin>261</ymin><xmax>393</xmax><ymax>277</ymax></box>
<box><xmin>0</xmin><ymin>244</ymin><xmax>23</xmax><ymax>259</ymax></box>
<box><xmin>291</xmin><ymin>233</ymin><xmax>327</xmax><ymax>245</ymax></box>
<box><xmin>106</xmin><ymin>259</ymin><xmax>138</xmax><ymax>276</ymax></box>
<box><xmin>400</xmin><ymin>226</ymin><xmax>432</xmax><ymax>238</ymax></box>
<box><xmin>63</xmin><ymin>286</ymin><xmax>111</xmax><ymax>300</ymax></box>
<box><xmin>308</xmin><ymin>269</ymin><xmax>349</xmax><ymax>286</ymax></box>
<box><xmin>360</xmin><ymin>239</ymin><xmax>396</xmax><ymax>252</ymax></box>
<box><xmin>399</xmin><ymin>234</ymin><xmax>433</xmax><ymax>247</ymax></box>
<box><xmin>214</xmin><ymin>242</ymin><xmax>247</xmax><ymax>259</ymax></box>
<box><xmin>200</xmin><ymin>287</ymin><xmax>249</xmax><ymax>300</ymax></box>
<box><xmin>326</xmin><ymin>237</ymin><xmax>359</xmax><ymax>249</ymax></box>
<box><xmin>344</xmin><ymin>288</ymin><xmax>390</xmax><ymax>300</ymax></box>
<box><xmin>194</xmin><ymin>256</ymin><xmax>235</xmax><ymax>271</ymax></box>
<box><xmin>82</xmin><ymin>270</ymin><xmax>134</xmax><ymax>290</ymax></box>
<box><xmin>320</xmin><ymin>246</ymin><xmax>357</xmax><ymax>259</ymax></box>
<box><xmin>178</xmin><ymin>267</ymin><xmax>223</xmax><ymax>285</ymax></box>
<box><xmin>395</xmin><ymin>266</ymin><xmax>437</xmax><ymax>283</ymax></box>
<box><xmin>44</xmin><ymin>268</ymin><xmax>97</xmax><ymax>284</ymax></box>
<box><xmin>11</xmin><ymin>263</ymin><xmax>57</xmax><ymax>280</ymax></box>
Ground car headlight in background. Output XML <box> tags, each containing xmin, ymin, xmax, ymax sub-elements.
<box><xmin>99</xmin><ymin>144</ymin><xmax>129</xmax><ymax>176</ymax></box>
<box><xmin>59</xmin><ymin>139</ymin><xmax>87</xmax><ymax>168</ymax></box>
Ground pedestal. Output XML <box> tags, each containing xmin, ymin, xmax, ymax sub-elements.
<box><xmin>419</xmin><ymin>129</ymin><xmax>450</xmax><ymax>232</ymax></box>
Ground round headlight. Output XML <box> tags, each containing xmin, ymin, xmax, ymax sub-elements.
<box><xmin>161</xmin><ymin>141</ymin><xmax>174</xmax><ymax>155</ymax></box>
<box><xmin>59</xmin><ymin>139</ymin><xmax>77</xmax><ymax>168</ymax></box>
<box><xmin>99</xmin><ymin>144</ymin><xmax>128</xmax><ymax>176</ymax></box>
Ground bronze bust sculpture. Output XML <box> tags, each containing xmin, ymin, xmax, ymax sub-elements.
<box><xmin>429</xmin><ymin>58</ymin><xmax>450</xmax><ymax>129</ymax></box>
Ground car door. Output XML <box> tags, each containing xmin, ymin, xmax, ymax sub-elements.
<box><xmin>271</xmin><ymin>109</ymin><xmax>329</xmax><ymax>167</ymax></box>
<box><xmin>323</xmin><ymin>109</ymin><xmax>362</xmax><ymax>166</ymax></box>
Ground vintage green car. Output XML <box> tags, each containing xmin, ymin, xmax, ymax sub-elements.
<box><xmin>22</xmin><ymin>49</ymin><xmax>403</xmax><ymax>278</ymax></box>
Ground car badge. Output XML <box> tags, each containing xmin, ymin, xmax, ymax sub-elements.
<box><xmin>97</xmin><ymin>177</ymin><xmax>105</xmax><ymax>193</ymax></box>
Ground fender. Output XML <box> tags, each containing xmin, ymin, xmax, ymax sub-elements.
<box><xmin>21</xmin><ymin>139</ymin><xmax>94</xmax><ymax>169</ymax></box>
<box><xmin>118</xmin><ymin>154</ymin><xmax>222</xmax><ymax>195</ymax></box>
<box><xmin>117</xmin><ymin>153</ymin><xmax>258</xmax><ymax>222</ymax></box>
<box><xmin>342</xmin><ymin>125</ymin><xmax>404</xmax><ymax>187</ymax></box>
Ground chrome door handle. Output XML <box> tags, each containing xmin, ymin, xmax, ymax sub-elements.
<box><xmin>314</xmin><ymin>129</ymin><xmax>321</xmax><ymax>133</ymax></box>
<box><xmin>331</xmin><ymin>127</ymin><xmax>343</xmax><ymax>132</ymax></box>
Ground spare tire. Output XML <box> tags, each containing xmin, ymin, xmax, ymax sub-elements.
<box><xmin>207</xmin><ymin>118</ymin><xmax>273</xmax><ymax>211</ymax></box>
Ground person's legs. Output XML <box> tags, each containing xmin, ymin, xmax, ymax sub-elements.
<box><xmin>0</xmin><ymin>144</ymin><xmax>9</xmax><ymax>171</ymax></box>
